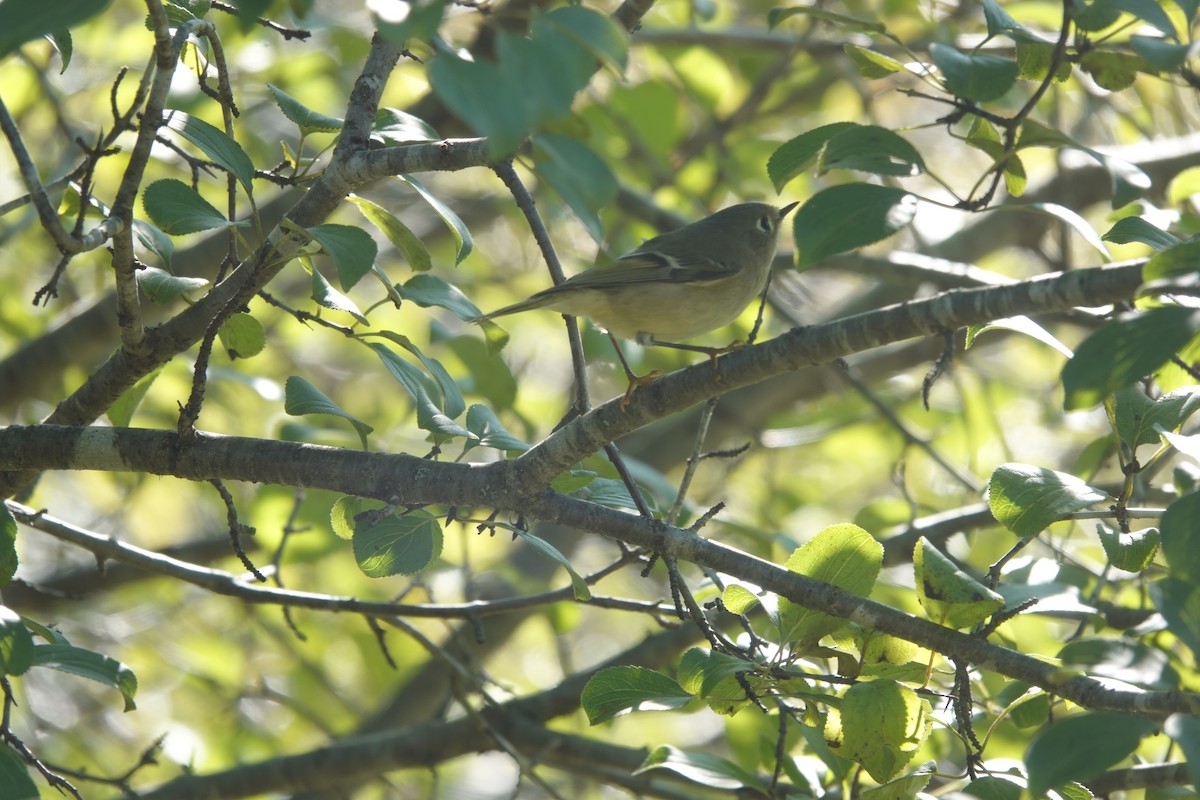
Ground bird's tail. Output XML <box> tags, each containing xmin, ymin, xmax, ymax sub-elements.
<box><xmin>468</xmin><ymin>290</ymin><xmax>557</xmax><ymax>324</ymax></box>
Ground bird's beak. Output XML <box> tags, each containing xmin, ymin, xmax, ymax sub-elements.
<box><xmin>779</xmin><ymin>201</ymin><xmax>800</xmax><ymax>218</ymax></box>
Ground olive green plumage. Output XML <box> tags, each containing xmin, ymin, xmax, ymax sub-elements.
<box><xmin>475</xmin><ymin>201</ymin><xmax>798</xmax><ymax>342</ymax></box>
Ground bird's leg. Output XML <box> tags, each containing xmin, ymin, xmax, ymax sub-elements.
<box><xmin>647</xmin><ymin>337</ymin><xmax>745</xmax><ymax>379</ymax></box>
<box><xmin>609</xmin><ymin>332</ymin><xmax>661</xmax><ymax>408</ymax></box>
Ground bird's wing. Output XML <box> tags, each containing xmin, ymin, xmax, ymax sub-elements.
<box><xmin>556</xmin><ymin>252</ymin><xmax>739</xmax><ymax>291</ymax></box>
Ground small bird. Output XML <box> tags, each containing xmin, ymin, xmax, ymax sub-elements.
<box><xmin>474</xmin><ymin>201</ymin><xmax>798</xmax><ymax>401</ymax></box>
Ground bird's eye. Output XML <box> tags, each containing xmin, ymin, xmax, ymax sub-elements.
<box><xmin>758</xmin><ymin>215</ymin><xmax>773</xmax><ymax>233</ymax></box>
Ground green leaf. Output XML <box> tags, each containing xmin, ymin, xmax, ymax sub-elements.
<box><xmin>722</xmin><ymin>584</ymin><xmax>762</xmax><ymax>615</ymax></box>
<box><xmin>995</xmin><ymin>203</ymin><xmax>1110</xmax><ymax>259</ymax></box>
<box><xmin>1081</xmin><ymin>50</ymin><xmax>1150</xmax><ymax>91</ymax></box>
<box><xmin>396</xmin><ymin>174</ymin><xmax>473</xmax><ymax>265</ymax></box>
<box><xmin>778</xmin><ymin>523</ymin><xmax>882</xmax><ymax>646</ymax></box>
<box><xmin>163</xmin><ymin>111</ymin><xmax>255</xmax><ymax>193</ymax></box>
<box><xmin>266</xmin><ymin>83</ymin><xmax>343</xmax><ymax>134</ymax></box>
<box><xmin>108</xmin><ymin>368</ymin><xmax>162</xmax><ymax>428</ymax></box>
<box><xmin>1130</xmin><ymin>34</ymin><xmax>1194</xmax><ymax>71</ymax></box>
<box><xmin>1152</xmin><ymin>576</ymin><xmax>1200</xmax><ymax>657</ymax></box>
<box><xmin>47</xmin><ymin>29</ymin><xmax>74</xmax><ymax>73</ymax></box>
<box><xmin>1101</xmin><ymin>216</ymin><xmax>1182</xmax><ymax>250</ymax></box>
<box><xmin>830</xmin><ymin>680</ymin><xmax>930</xmax><ymax>783</ymax></box>
<box><xmin>304</xmin><ymin>223</ymin><xmax>377</xmax><ymax>291</ymax></box>
<box><xmin>677</xmin><ymin>648</ymin><xmax>757</xmax><ymax>714</ymax></box>
<box><xmin>0</xmin><ymin>606</ymin><xmax>32</xmax><ymax>675</ymax></box>
<box><xmin>966</xmin><ymin>315</ymin><xmax>1073</xmax><ymax>358</ymax></box>
<box><xmin>309</xmin><ymin>263</ymin><xmax>367</xmax><ymax>324</ymax></box>
<box><xmin>372</xmin><ymin>107</ymin><xmax>439</xmax><ymax>146</ymax></box>
<box><xmin>368</xmin><ymin>331</ymin><xmax>465</xmax><ymax>419</ymax></box>
<box><xmin>142</xmin><ymin>179</ymin><xmax>243</xmax><ymax>235</ymax></box>
<box><xmin>429</xmin><ymin>51</ymin><xmax>531</xmax><ymax>157</ymax></box>
<box><xmin>463</xmin><ymin>404</ymin><xmax>528</xmax><ymax>453</ymax></box>
<box><xmin>987</xmin><ymin>463</ymin><xmax>1107</xmax><ymax>537</ymax></box>
<box><xmin>497</xmin><ymin>28</ymin><xmax>592</xmax><ymax>128</ymax></box>
<box><xmin>136</xmin><ymin>266</ymin><xmax>209</xmax><ymax>303</ymax></box>
<box><xmin>514</xmin><ymin>528</ymin><xmax>590</xmax><ymax>599</ymax></box>
<box><xmin>0</xmin><ymin>747</ymin><xmax>38</xmax><ymax>800</ymax></box>
<box><xmin>1024</xmin><ymin>712</ymin><xmax>1156</xmax><ymax>796</ymax></box>
<box><xmin>1016</xmin><ymin>41</ymin><xmax>1074</xmax><ymax>81</ymax></box>
<box><xmin>819</xmin><ymin>125</ymin><xmax>925</xmax><ymax>177</ymax></box>
<box><xmin>580</xmin><ymin>666</ymin><xmax>692</xmax><ymax>724</ymax></box>
<box><xmin>550</xmin><ymin>469</ymin><xmax>597</xmax><ymax>495</ymax></box>
<box><xmin>1161</xmin><ymin>490</ymin><xmax>1200</xmax><ymax>579</ymax></box>
<box><xmin>929</xmin><ymin>42</ymin><xmax>1019</xmax><ymax>102</ymax></box>
<box><xmin>913</xmin><ymin>537</ymin><xmax>1004</xmax><ymax>628</ymax></box>
<box><xmin>982</xmin><ymin>0</ymin><xmax>1042</xmax><ymax>41</ymax></box>
<box><xmin>843</xmin><ymin>44</ymin><xmax>905</xmax><ymax>78</ymax></box>
<box><xmin>1097</xmin><ymin>522</ymin><xmax>1161</xmax><ymax>572</ymax></box>
<box><xmin>1074</xmin><ymin>0</ymin><xmax>1124</xmax><ymax>30</ymax></box>
<box><xmin>284</xmin><ymin>375</ymin><xmax>374</xmax><ymax>449</ymax></box>
<box><xmin>1062</xmin><ymin>307</ymin><xmax>1200</xmax><ymax>409</ymax></box>
<box><xmin>32</xmin><ymin>642</ymin><xmax>138</xmax><ymax>711</ymax></box>
<box><xmin>397</xmin><ymin>274</ymin><xmax>481</xmax><ymax>320</ymax></box>
<box><xmin>1105</xmin><ymin>0</ymin><xmax>1178</xmax><ymax>36</ymax></box>
<box><xmin>1112</xmin><ymin>384</ymin><xmax>1200</xmax><ymax>448</ymax></box>
<box><xmin>1058</xmin><ymin>637</ymin><xmax>1177</xmax><ymax>690</ymax></box>
<box><xmin>0</xmin><ymin>0</ymin><xmax>109</xmax><ymax>59</ymax></box>
<box><xmin>1167</xmin><ymin>166</ymin><xmax>1200</xmax><ymax>205</ymax></box>
<box><xmin>767</xmin><ymin>122</ymin><xmax>858</xmax><ymax>191</ymax></box>
<box><xmin>1018</xmin><ymin>120</ymin><xmax>1151</xmax><ymax>208</ymax></box>
<box><xmin>792</xmin><ymin>184</ymin><xmax>917</xmax><ymax>267</ymax></box>
<box><xmin>957</xmin><ymin>775</ymin><xmax>1025</xmax><ymax>799</ymax></box>
<box><xmin>133</xmin><ymin>218</ymin><xmax>175</xmax><ymax>268</ymax></box>
<box><xmin>217</xmin><ymin>312</ymin><xmax>265</xmax><ymax>359</ymax></box>
<box><xmin>330</xmin><ymin>496</ymin><xmax>384</xmax><ymax>541</ymax></box>
<box><xmin>349</xmin><ymin>196</ymin><xmax>433</xmax><ymax>272</ymax></box>
<box><xmin>863</xmin><ymin>764</ymin><xmax>935</xmax><ymax>800</ymax></box>
<box><xmin>965</xmin><ymin>117</ymin><xmax>1028</xmax><ymax>196</ymax></box>
<box><xmin>1143</xmin><ymin>239</ymin><xmax>1200</xmax><ymax>283</ymax></box>
<box><xmin>535</xmin><ymin>6</ymin><xmax>627</xmax><ymax>73</ymax></box>
<box><xmin>352</xmin><ymin>509</ymin><xmax>442</xmax><ymax>577</ymax></box>
<box><xmin>1165</xmin><ymin>714</ymin><xmax>1200</xmax><ymax>793</ymax></box>
<box><xmin>533</xmin><ymin>133</ymin><xmax>618</xmax><ymax>243</ymax></box>
<box><xmin>635</xmin><ymin>745</ymin><xmax>767</xmax><ymax>793</ymax></box>
<box><xmin>366</xmin><ymin>342</ymin><xmax>470</xmax><ymax>440</ymax></box>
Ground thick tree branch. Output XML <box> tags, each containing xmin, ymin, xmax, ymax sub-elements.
<box><xmin>513</xmin><ymin>260</ymin><xmax>1145</xmax><ymax>484</ymax></box>
<box><xmin>2</xmin><ymin>423</ymin><xmax>1194</xmax><ymax>721</ymax></box>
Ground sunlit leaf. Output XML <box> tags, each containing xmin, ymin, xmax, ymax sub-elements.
<box><xmin>987</xmin><ymin>463</ymin><xmax>1107</xmax><ymax>537</ymax></box>
<box><xmin>284</xmin><ymin>375</ymin><xmax>374</xmax><ymax>449</ymax></box>
<box><xmin>267</xmin><ymin>83</ymin><xmax>343</xmax><ymax>134</ymax></box>
<box><xmin>349</xmin><ymin>195</ymin><xmax>433</xmax><ymax>273</ymax></box>
<box><xmin>914</xmin><ymin>537</ymin><xmax>1004</xmax><ymax>628</ymax></box>
<box><xmin>581</xmin><ymin>667</ymin><xmax>691</xmax><ymax>724</ymax></box>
